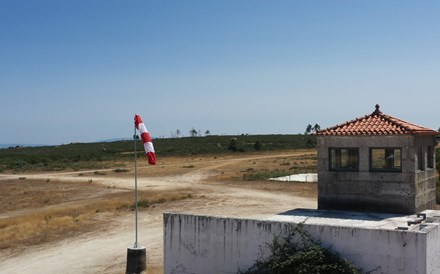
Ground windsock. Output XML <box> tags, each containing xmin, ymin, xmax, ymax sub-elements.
<box><xmin>134</xmin><ymin>114</ymin><xmax>157</xmax><ymax>165</ymax></box>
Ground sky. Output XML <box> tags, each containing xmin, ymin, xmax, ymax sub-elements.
<box><xmin>1</xmin><ymin>1</ymin><xmax>440</xmax><ymax>145</ymax></box>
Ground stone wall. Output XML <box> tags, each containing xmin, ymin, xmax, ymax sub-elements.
<box><xmin>317</xmin><ymin>135</ymin><xmax>436</xmax><ymax>214</ymax></box>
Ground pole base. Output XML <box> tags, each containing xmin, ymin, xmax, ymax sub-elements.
<box><xmin>126</xmin><ymin>246</ymin><xmax>146</xmax><ymax>274</ymax></box>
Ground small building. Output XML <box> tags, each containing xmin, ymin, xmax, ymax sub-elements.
<box><xmin>316</xmin><ymin>105</ymin><xmax>438</xmax><ymax>214</ymax></box>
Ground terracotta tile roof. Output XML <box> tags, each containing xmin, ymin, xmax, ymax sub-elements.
<box><xmin>317</xmin><ymin>105</ymin><xmax>438</xmax><ymax>136</ymax></box>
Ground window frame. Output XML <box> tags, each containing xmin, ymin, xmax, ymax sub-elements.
<box><xmin>369</xmin><ymin>147</ymin><xmax>402</xmax><ymax>172</ymax></box>
<box><xmin>328</xmin><ymin>147</ymin><xmax>360</xmax><ymax>172</ymax></box>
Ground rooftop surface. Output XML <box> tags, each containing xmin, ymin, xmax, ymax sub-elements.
<box><xmin>268</xmin><ymin>208</ymin><xmax>440</xmax><ymax>233</ymax></box>
<box><xmin>317</xmin><ymin>104</ymin><xmax>438</xmax><ymax>136</ymax></box>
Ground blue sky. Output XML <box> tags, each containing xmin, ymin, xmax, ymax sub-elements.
<box><xmin>1</xmin><ymin>1</ymin><xmax>439</xmax><ymax>145</ymax></box>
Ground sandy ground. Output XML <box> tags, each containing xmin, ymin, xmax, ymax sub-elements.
<box><xmin>0</xmin><ymin>152</ymin><xmax>317</xmax><ymax>274</ymax></box>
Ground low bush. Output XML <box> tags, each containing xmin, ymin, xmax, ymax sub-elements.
<box><xmin>239</xmin><ymin>223</ymin><xmax>363</xmax><ymax>274</ymax></box>
<box><xmin>437</xmin><ymin>179</ymin><xmax>440</xmax><ymax>204</ymax></box>
<box><xmin>113</xmin><ymin>168</ymin><xmax>129</xmax><ymax>173</ymax></box>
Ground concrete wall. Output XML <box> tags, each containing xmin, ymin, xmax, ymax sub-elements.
<box><xmin>413</xmin><ymin>136</ymin><xmax>437</xmax><ymax>212</ymax></box>
<box><xmin>164</xmin><ymin>212</ymin><xmax>440</xmax><ymax>274</ymax></box>
<box><xmin>317</xmin><ymin>135</ymin><xmax>436</xmax><ymax>214</ymax></box>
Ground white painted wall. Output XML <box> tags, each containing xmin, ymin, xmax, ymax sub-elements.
<box><xmin>164</xmin><ymin>212</ymin><xmax>440</xmax><ymax>274</ymax></box>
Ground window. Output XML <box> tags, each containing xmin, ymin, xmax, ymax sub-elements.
<box><xmin>418</xmin><ymin>147</ymin><xmax>425</xmax><ymax>171</ymax></box>
<box><xmin>370</xmin><ymin>148</ymin><xmax>402</xmax><ymax>172</ymax></box>
<box><xmin>427</xmin><ymin>146</ymin><xmax>434</xmax><ymax>169</ymax></box>
<box><xmin>329</xmin><ymin>148</ymin><xmax>359</xmax><ymax>171</ymax></box>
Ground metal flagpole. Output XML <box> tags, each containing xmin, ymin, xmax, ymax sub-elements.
<box><xmin>126</xmin><ymin>115</ymin><xmax>147</xmax><ymax>274</ymax></box>
<box><xmin>134</xmin><ymin>124</ymin><xmax>139</xmax><ymax>248</ymax></box>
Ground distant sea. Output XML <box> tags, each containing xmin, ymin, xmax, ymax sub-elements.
<box><xmin>0</xmin><ymin>138</ymin><xmax>132</xmax><ymax>149</ymax></box>
<box><xmin>0</xmin><ymin>144</ymin><xmax>45</xmax><ymax>149</ymax></box>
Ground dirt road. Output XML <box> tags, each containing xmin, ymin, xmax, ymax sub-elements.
<box><xmin>0</xmin><ymin>152</ymin><xmax>317</xmax><ymax>273</ymax></box>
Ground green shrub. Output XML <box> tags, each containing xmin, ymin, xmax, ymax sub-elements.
<box><xmin>113</xmin><ymin>168</ymin><xmax>129</xmax><ymax>173</ymax></box>
<box><xmin>239</xmin><ymin>223</ymin><xmax>363</xmax><ymax>274</ymax></box>
<box><xmin>437</xmin><ymin>179</ymin><xmax>440</xmax><ymax>204</ymax></box>
<box><xmin>254</xmin><ymin>141</ymin><xmax>262</xmax><ymax>151</ymax></box>
<box><xmin>132</xmin><ymin>199</ymin><xmax>149</xmax><ymax>210</ymax></box>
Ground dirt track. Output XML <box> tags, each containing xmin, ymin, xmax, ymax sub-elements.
<box><xmin>0</xmin><ymin>152</ymin><xmax>317</xmax><ymax>273</ymax></box>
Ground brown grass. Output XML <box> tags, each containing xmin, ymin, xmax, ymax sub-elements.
<box><xmin>0</xmin><ymin>179</ymin><xmax>193</xmax><ymax>250</ymax></box>
<box><xmin>207</xmin><ymin>149</ymin><xmax>317</xmax><ymax>181</ymax></box>
<box><xmin>0</xmin><ymin>150</ymin><xmax>319</xmax><ymax>272</ymax></box>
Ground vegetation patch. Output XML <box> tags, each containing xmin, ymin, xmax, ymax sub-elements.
<box><xmin>0</xmin><ymin>135</ymin><xmax>316</xmax><ymax>172</ymax></box>
<box><xmin>239</xmin><ymin>223</ymin><xmax>364</xmax><ymax>274</ymax></box>
<box><xmin>436</xmin><ymin>148</ymin><xmax>440</xmax><ymax>204</ymax></box>
<box><xmin>241</xmin><ymin>153</ymin><xmax>317</xmax><ymax>181</ymax></box>
<box><xmin>113</xmin><ymin>168</ymin><xmax>129</xmax><ymax>173</ymax></box>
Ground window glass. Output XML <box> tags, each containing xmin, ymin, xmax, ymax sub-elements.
<box><xmin>418</xmin><ymin>147</ymin><xmax>425</xmax><ymax>171</ymax></box>
<box><xmin>329</xmin><ymin>148</ymin><xmax>359</xmax><ymax>171</ymax></box>
<box><xmin>393</xmin><ymin>149</ymin><xmax>401</xmax><ymax>168</ymax></box>
<box><xmin>370</xmin><ymin>148</ymin><xmax>402</xmax><ymax>171</ymax></box>
<box><xmin>427</xmin><ymin>146</ymin><xmax>434</xmax><ymax>169</ymax></box>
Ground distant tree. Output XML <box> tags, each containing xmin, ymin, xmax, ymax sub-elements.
<box><xmin>205</xmin><ymin>130</ymin><xmax>210</xmax><ymax>136</ymax></box>
<box><xmin>305</xmin><ymin>124</ymin><xmax>313</xmax><ymax>135</ymax></box>
<box><xmin>176</xmin><ymin>129</ymin><xmax>181</xmax><ymax>138</ymax></box>
<box><xmin>254</xmin><ymin>140</ymin><xmax>262</xmax><ymax>151</ymax></box>
<box><xmin>189</xmin><ymin>128</ymin><xmax>198</xmax><ymax>137</ymax></box>
<box><xmin>313</xmin><ymin>124</ymin><xmax>321</xmax><ymax>133</ymax></box>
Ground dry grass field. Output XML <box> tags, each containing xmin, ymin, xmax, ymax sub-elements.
<box><xmin>0</xmin><ymin>149</ymin><xmax>317</xmax><ymax>273</ymax></box>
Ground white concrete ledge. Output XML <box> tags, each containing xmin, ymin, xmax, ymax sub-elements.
<box><xmin>164</xmin><ymin>210</ymin><xmax>440</xmax><ymax>274</ymax></box>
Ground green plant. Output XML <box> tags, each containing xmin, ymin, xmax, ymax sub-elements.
<box><xmin>239</xmin><ymin>223</ymin><xmax>363</xmax><ymax>274</ymax></box>
<box><xmin>94</xmin><ymin>171</ymin><xmax>106</xmax><ymax>175</ymax></box>
<box><xmin>436</xmin><ymin>178</ymin><xmax>440</xmax><ymax>204</ymax></box>
<box><xmin>131</xmin><ymin>199</ymin><xmax>150</xmax><ymax>210</ymax></box>
<box><xmin>229</xmin><ymin>138</ymin><xmax>238</xmax><ymax>152</ymax></box>
<box><xmin>254</xmin><ymin>141</ymin><xmax>262</xmax><ymax>151</ymax></box>
<box><xmin>113</xmin><ymin>168</ymin><xmax>129</xmax><ymax>173</ymax></box>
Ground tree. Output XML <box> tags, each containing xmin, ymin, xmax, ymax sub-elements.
<box><xmin>305</xmin><ymin>124</ymin><xmax>313</xmax><ymax>135</ymax></box>
<box><xmin>189</xmin><ymin>128</ymin><xmax>198</xmax><ymax>137</ymax></box>
<box><xmin>313</xmin><ymin>124</ymin><xmax>321</xmax><ymax>132</ymax></box>
<box><xmin>305</xmin><ymin>123</ymin><xmax>321</xmax><ymax>134</ymax></box>
<box><xmin>205</xmin><ymin>130</ymin><xmax>210</xmax><ymax>136</ymax></box>
<box><xmin>176</xmin><ymin>129</ymin><xmax>181</xmax><ymax>138</ymax></box>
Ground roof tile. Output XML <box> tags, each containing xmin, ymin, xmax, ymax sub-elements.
<box><xmin>317</xmin><ymin>105</ymin><xmax>438</xmax><ymax>136</ymax></box>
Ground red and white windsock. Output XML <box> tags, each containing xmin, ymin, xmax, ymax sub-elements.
<box><xmin>134</xmin><ymin>114</ymin><xmax>157</xmax><ymax>165</ymax></box>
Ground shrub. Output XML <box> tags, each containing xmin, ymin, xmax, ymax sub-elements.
<box><xmin>437</xmin><ymin>180</ymin><xmax>440</xmax><ymax>204</ymax></box>
<box><xmin>254</xmin><ymin>141</ymin><xmax>262</xmax><ymax>151</ymax></box>
<box><xmin>239</xmin><ymin>223</ymin><xmax>363</xmax><ymax>274</ymax></box>
<box><xmin>113</xmin><ymin>168</ymin><xmax>129</xmax><ymax>173</ymax></box>
<box><xmin>131</xmin><ymin>199</ymin><xmax>150</xmax><ymax>210</ymax></box>
<box><xmin>229</xmin><ymin>138</ymin><xmax>238</xmax><ymax>152</ymax></box>
<box><xmin>93</xmin><ymin>171</ymin><xmax>106</xmax><ymax>175</ymax></box>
